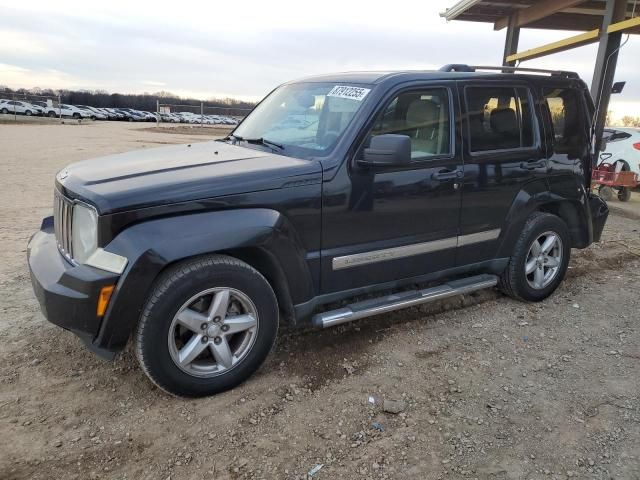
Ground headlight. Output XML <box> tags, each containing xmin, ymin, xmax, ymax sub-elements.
<box><xmin>71</xmin><ymin>203</ymin><xmax>98</xmax><ymax>263</ymax></box>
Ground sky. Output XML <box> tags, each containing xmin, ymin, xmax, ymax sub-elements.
<box><xmin>1</xmin><ymin>0</ymin><xmax>639</xmax><ymax>120</ymax></box>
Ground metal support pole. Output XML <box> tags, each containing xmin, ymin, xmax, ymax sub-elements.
<box><xmin>591</xmin><ymin>0</ymin><xmax>627</xmax><ymax>157</ymax></box>
<box><xmin>502</xmin><ymin>14</ymin><xmax>520</xmax><ymax>67</ymax></box>
<box><xmin>200</xmin><ymin>101</ymin><xmax>204</xmax><ymax>127</ymax></box>
<box><xmin>58</xmin><ymin>94</ymin><xmax>62</xmax><ymax>123</ymax></box>
<box><xmin>156</xmin><ymin>99</ymin><xmax>160</xmax><ymax>127</ymax></box>
<box><xmin>13</xmin><ymin>93</ymin><xmax>17</xmax><ymax>122</ymax></box>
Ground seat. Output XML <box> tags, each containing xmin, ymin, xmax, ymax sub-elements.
<box><xmin>489</xmin><ymin>107</ymin><xmax>520</xmax><ymax>149</ymax></box>
<box><xmin>404</xmin><ymin>99</ymin><xmax>440</xmax><ymax>155</ymax></box>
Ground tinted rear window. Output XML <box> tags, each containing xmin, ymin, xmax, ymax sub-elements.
<box><xmin>466</xmin><ymin>86</ymin><xmax>534</xmax><ymax>152</ymax></box>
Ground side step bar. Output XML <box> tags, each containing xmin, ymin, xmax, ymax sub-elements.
<box><xmin>312</xmin><ymin>274</ymin><xmax>498</xmax><ymax>329</ymax></box>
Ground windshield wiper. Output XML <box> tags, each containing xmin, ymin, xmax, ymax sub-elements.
<box><xmin>229</xmin><ymin>134</ymin><xmax>284</xmax><ymax>151</ymax></box>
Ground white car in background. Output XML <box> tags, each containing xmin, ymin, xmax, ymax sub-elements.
<box><xmin>45</xmin><ymin>104</ymin><xmax>92</xmax><ymax>119</ymax></box>
<box><xmin>602</xmin><ymin>127</ymin><xmax>640</xmax><ymax>174</ymax></box>
<box><xmin>0</xmin><ymin>100</ymin><xmax>42</xmax><ymax>116</ymax></box>
<box><xmin>76</xmin><ymin>105</ymin><xmax>108</xmax><ymax>120</ymax></box>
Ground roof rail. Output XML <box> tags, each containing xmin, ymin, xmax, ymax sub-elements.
<box><xmin>439</xmin><ymin>64</ymin><xmax>579</xmax><ymax>79</ymax></box>
<box><xmin>439</xmin><ymin>64</ymin><xmax>475</xmax><ymax>72</ymax></box>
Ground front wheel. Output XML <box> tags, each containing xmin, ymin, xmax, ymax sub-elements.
<box><xmin>1</xmin><ymin>108</ymin><xmax>8</xmax><ymax>114</ymax></box>
<box><xmin>499</xmin><ymin>212</ymin><xmax>571</xmax><ymax>302</ymax></box>
<box><xmin>135</xmin><ymin>255</ymin><xmax>279</xmax><ymax>397</ymax></box>
<box><xmin>618</xmin><ymin>187</ymin><xmax>632</xmax><ymax>202</ymax></box>
<box><xmin>72</xmin><ymin>113</ymin><xmax>80</xmax><ymax>119</ymax></box>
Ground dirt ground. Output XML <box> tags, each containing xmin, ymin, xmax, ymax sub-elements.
<box><xmin>1</xmin><ymin>122</ymin><xmax>639</xmax><ymax>480</ymax></box>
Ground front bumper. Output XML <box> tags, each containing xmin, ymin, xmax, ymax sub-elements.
<box><xmin>27</xmin><ymin>217</ymin><xmax>120</xmax><ymax>359</ymax></box>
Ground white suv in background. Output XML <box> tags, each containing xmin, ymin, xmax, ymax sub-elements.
<box><xmin>45</xmin><ymin>104</ymin><xmax>92</xmax><ymax>119</ymax></box>
<box><xmin>0</xmin><ymin>100</ymin><xmax>41</xmax><ymax>116</ymax></box>
<box><xmin>602</xmin><ymin>127</ymin><xmax>640</xmax><ymax>174</ymax></box>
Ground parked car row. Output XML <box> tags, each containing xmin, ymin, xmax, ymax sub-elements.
<box><xmin>158</xmin><ymin>111</ymin><xmax>239</xmax><ymax>125</ymax></box>
<box><xmin>0</xmin><ymin>99</ymin><xmax>241</xmax><ymax>125</ymax></box>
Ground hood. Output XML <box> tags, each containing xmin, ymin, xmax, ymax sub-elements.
<box><xmin>57</xmin><ymin>141</ymin><xmax>322</xmax><ymax>214</ymax></box>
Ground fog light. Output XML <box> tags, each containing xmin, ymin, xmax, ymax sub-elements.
<box><xmin>97</xmin><ymin>285</ymin><xmax>115</xmax><ymax>317</ymax></box>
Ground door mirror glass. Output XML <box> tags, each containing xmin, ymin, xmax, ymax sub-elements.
<box><xmin>360</xmin><ymin>134</ymin><xmax>411</xmax><ymax>166</ymax></box>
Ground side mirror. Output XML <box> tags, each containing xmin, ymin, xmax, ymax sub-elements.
<box><xmin>360</xmin><ymin>134</ymin><xmax>411</xmax><ymax>167</ymax></box>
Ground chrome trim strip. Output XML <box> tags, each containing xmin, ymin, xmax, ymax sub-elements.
<box><xmin>457</xmin><ymin>228</ymin><xmax>501</xmax><ymax>247</ymax></box>
<box><xmin>332</xmin><ymin>237</ymin><xmax>457</xmax><ymax>271</ymax></box>
<box><xmin>331</xmin><ymin>228</ymin><xmax>501</xmax><ymax>270</ymax></box>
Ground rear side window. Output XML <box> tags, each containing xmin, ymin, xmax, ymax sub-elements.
<box><xmin>370</xmin><ymin>88</ymin><xmax>451</xmax><ymax>160</ymax></box>
<box><xmin>466</xmin><ymin>86</ymin><xmax>534</xmax><ymax>152</ymax></box>
<box><xmin>543</xmin><ymin>88</ymin><xmax>584</xmax><ymax>157</ymax></box>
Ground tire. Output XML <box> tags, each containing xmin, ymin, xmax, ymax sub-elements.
<box><xmin>25</xmin><ymin>110</ymin><xmax>32</xmax><ymax>116</ymax></box>
<box><xmin>72</xmin><ymin>113</ymin><xmax>80</xmax><ymax>119</ymax></box>
<box><xmin>618</xmin><ymin>187</ymin><xmax>632</xmax><ymax>202</ymax></box>
<box><xmin>128</xmin><ymin>117</ymin><xmax>133</xmax><ymax>122</ymax></box>
<box><xmin>48</xmin><ymin>111</ymin><xmax>56</xmax><ymax>118</ymax></box>
<box><xmin>499</xmin><ymin>212</ymin><xmax>571</xmax><ymax>302</ymax></box>
<box><xmin>598</xmin><ymin>185</ymin><xmax>613</xmax><ymax>201</ymax></box>
<box><xmin>1</xmin><ymin>108</ymin><xmax>8</xmax><ymax>114</ymax></box>
<box><xmin>135</xmin><ymin>254</ymin><xmax>279</xmax><ymax>397</ymax></box>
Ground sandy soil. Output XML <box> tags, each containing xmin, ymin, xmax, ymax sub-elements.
<box><xmin>1</xmin><ymin>122</ymin><xmax>639</xmax><ymax>480</ymax></box>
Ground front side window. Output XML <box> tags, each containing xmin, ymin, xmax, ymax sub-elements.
<box><xmin>466</xmin><ymin>86</ymin><xmax>534</xmax><ymax>152</ymax></box>
<box><xmin>232</xmin><ymin>82</ymin><xmax>372</xmax><ymax>159</ymax></box>
<box><xmin>368</xmin><ymin>88</ymin><xmax>451</xmax><ymax>160</ymax></box>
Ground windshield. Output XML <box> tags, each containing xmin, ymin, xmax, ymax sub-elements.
<box><xmin>231</xmin><ymin>82</ymin><xmax>372</xmax><ymax>159</ymax></box>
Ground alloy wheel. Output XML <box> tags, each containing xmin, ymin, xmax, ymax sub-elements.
<box><xmin>167</xmin><ymin>288</ymin><xmax>258</xmax><ymax>378</ymax></box>
<box><xmin>525</xmin><ymin>231</ymin><xmax>563</xmax><ymax>290</ymax></box>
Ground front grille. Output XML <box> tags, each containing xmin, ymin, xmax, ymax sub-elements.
<box><xmin>54</xmin><ymin>190</ymin><xmax>74</xmax><ymax>261</ymax></box>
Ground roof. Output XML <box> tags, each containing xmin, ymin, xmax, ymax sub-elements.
<box><xmin>441</xmin><ymin>0</ymin><xmax>640</xmax><ymax>32</ymax></box>
<box><xmin>293</xmin><ymin>66</ymin><xmax>583</xmax><ymax>86</ymax></box>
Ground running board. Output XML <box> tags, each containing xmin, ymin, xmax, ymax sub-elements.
<box><xmin>312</xmin><ymin>274</ymin><xmax>498</xmax><ymax>329</ymax></box>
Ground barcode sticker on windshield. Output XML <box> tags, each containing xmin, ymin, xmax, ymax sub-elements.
<box><xmin>327</xmin><ymin>85</ymin><xmax>371</xmax><ymax>101</ymax></box>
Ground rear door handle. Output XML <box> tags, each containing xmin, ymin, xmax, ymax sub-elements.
<box><xmin>520</xmin><ymin>160</ymin><xmax>546</xmax><ymax>170</ymax></box>
<box><xmin>433</xmin><ymin>169</ymin><xmax>463</xmax><ymax>181</ymax></box>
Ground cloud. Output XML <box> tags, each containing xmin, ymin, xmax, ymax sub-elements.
<box><xmin>0</xmin><ymin>0</ymin><xmax>638</xmax><ymax>117</ymax></box>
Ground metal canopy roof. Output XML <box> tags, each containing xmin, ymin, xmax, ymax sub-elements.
<box><xmin>441</xmin><ymin>0</ymin><xmax>640</xmax><ymax>33</ymax></box>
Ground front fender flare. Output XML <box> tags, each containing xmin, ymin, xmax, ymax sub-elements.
<box><xmin>94</xmin><ymin>208</ymin><xmax>314</xmax><ymax>352</ymax></box>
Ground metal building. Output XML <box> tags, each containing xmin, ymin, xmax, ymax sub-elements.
<box><xmin>441</xmin><ymin>0</ymin><xmax>639</xmax><ymax>150</ymax></box>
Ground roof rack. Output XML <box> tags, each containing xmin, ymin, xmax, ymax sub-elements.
<box><xmin>439</xmin><ymin>64</ymin><xmax>579</xmax><ymax>79</ymax></box>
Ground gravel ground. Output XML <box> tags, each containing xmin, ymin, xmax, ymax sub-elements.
<box><xmin>1</xmin><ymin>122</ymin><xmax>639</xmax><ymax>480</ymax></box>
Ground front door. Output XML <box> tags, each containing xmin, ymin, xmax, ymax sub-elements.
<box><xmin>320</xmin><ymin>84</ymin><xmax>463</xmax><ymax>294</ymax></box>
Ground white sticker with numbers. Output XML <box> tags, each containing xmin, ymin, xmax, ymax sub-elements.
<box><xmin>327</xmin><ymin>85</ymin><xmax>371</xmax><ymax>101</ymax></box>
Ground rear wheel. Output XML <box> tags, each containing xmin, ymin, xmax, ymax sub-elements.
<box><xmin>48</xmin><ymin>111</ymin><xmax>56</xmax><ymax>118</ymax></box>
<box><xmin>135</xmin><ymin>255</ymin><xmax>279</xmax><ymax>397</ymax></box>
<box><xmin>499</xmin><ymin>212</ymin><xmax>570</xmax><ymax>302</ymax></box>
<box><xmin>72</xmin><ymin>113</ymin><xmax>80</xmax><ymax>119</ymax></box>
<box><xmin>1</xmin><ymin>108</ymin><xmax>8</xmax><ymax>114</ymax></box>
<box><xmin>25</xmin><ymin>110</ymin><xmax>32</xmax><ymax>116</ymax></box>
<box><xmin>618</xmin><ymin>187</ymin><xmax>632</xmax><ymax>202</ymax></box>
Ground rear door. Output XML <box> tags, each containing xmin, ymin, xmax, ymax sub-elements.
<box><xmin>456</xmin><ymin>81</ymin><xmax>546</xmax><ymax>266</ymax></box>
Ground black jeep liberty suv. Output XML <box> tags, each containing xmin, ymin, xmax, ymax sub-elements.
<box><xmin>28</xmin><ymin>65</ymin><xmax>609</xmax><ymax>397</ymax></box>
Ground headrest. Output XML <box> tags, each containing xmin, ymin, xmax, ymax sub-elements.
<box><xmin>406</xmin><ymin>99</ymin><xmax>438</xmax><ymax>127</ymax></box>
<box><xmin>490</xmin><ymin>107</ymin><xmax>517</xmax><ymax>134</ymax></box>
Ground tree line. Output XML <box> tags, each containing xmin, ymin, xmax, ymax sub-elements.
<box><xmin>0</xmin><ymin>86</ymin><xmax>256</xmax><ymax>113</ymax></box>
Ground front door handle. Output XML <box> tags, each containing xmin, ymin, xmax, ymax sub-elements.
<box><xmin>432</xmin><ymin>169</ymin><xmax>463</xmax><ymax>181</ymax></box>
<box><xmin>520</xmin><ymin>160</ymin><xmax>546</xmax><ymax>170</ymax></box>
